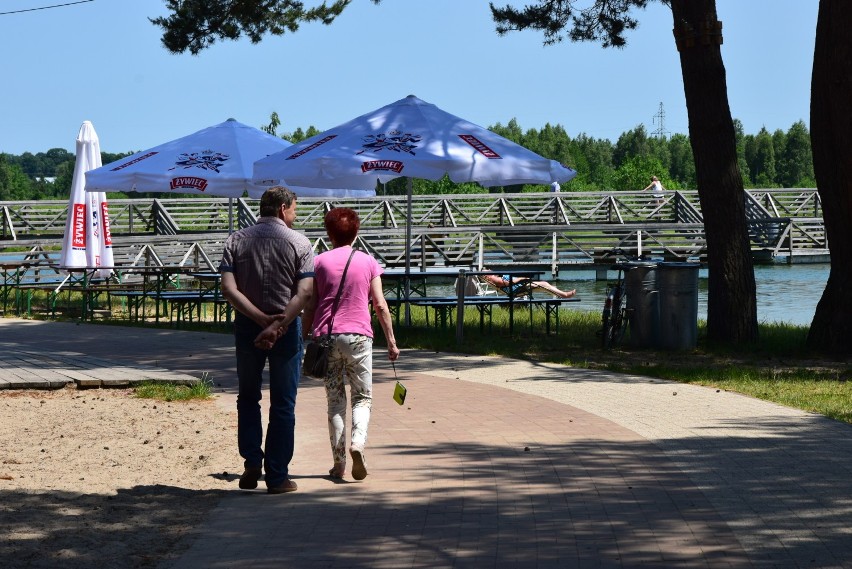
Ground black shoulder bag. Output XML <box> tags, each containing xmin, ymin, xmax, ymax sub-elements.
<box><xmin>302</xmin><ymin>249</ymin><xmax>356</xmax><ymax>378</ymax></box>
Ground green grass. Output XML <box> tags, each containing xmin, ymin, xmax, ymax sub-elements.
<box><xmin>134</xmin><ymin>372</ymin><xmax>213</xmax><ymax>401</ymax></box>
<box><xmin>383</xmin><ymin>305</ymin><xmax>852</xmax><ymax>424</ymax></box>
<box><xmin>20</xmin><ymin>294</ymin><xmax>852</xmax><ymax>423</ymax></box>
<box><xmin>663</xmin><ymin>369</ymin><xmax>852</xmax><ymax>423</ymax></box>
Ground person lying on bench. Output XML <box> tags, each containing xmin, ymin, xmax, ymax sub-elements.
<box><xmin>480</xmin><ymin>272</ymin><xmax>576</xmax><ymax>299</ymax></box>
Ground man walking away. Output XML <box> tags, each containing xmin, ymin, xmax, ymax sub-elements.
<box><xmin>219</xmin><ymin>186</ymin><xmax>314</xmax><ymax>494</ymax></box>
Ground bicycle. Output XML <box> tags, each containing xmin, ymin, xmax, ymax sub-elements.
<box><xmin>599</xmin><ymin>249</ymin><xmax>633</xmax><ymax>349</ymax></box>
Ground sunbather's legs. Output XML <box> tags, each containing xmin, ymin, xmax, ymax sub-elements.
<box><xmin>532</xmin><ymin>281</ymin><xmax>576</xmax><ymax>298</ymax></box>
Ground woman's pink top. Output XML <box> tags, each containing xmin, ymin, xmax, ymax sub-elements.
<box><xmin>311</xmin><ymin>246</ymin><xmax>382</xmax><ymax>338</ymax></box>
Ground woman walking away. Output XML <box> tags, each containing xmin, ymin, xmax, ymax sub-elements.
<box><xmin>261</xmin><ymin>207</ymin><xmax>400</xmax><ymax>481</ymax></box>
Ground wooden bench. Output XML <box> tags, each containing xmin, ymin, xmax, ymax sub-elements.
<box><xmin>161</xmin><ymin>290</ymin><xmax>231</xmax><ymax>327</ymax></box>
<box><xmin>407</xmin><ymin>295</ymin><xmax>580</xmax><ymax>335</ymax></box>
<box><xmin>4</xmin><ymin>262</ymin><xmax>79</xmax><ymax>318</ymax></box>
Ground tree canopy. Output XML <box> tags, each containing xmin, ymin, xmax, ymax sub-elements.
<box><xmin>491</xmin><ymin>0</ymin><xmax>651</xmax><ymax>47</ymax></box>
<box><xmin>150</xmin><ymin>0</ymin><xmax>354</xmax><ymax>55</ymax></box>
<box><xmin>0</xmin><ymin>119</ymin><xmax>814</xmax><ymax>201</ymax></box>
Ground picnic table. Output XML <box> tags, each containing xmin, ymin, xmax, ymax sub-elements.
<box><xmin>410</xmin><ymin>295</ymin><xmax>579</xmax><ymax>335</ymax></box>
<box><xmin>381</xmin><ymin>268</ymin><xmax>580</xmax><ymax>342</ymax></box>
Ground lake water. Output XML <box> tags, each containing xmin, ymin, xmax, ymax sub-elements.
<box><xmin>551</xmin><ymin>264</ymin><xmax>830</xmax><ymax>327</ymax></box>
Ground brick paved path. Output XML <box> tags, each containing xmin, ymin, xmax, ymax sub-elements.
<box><xmin>2</xmin><ymin>319</ymin><xmax>851</xmax><ymax>568</ymax></box>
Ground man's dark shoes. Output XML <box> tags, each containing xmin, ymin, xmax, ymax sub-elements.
<box><xmin>239</xmin><ymin>466</ymin><xmax>263</xmax><ymax>490</ymax></box>
<box><xmin>267</xmin><ymin>479</ymin><xmax>298</xmax><ymax>494</ymax></box>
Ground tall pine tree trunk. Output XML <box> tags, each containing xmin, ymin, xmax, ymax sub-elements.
<box><xmin>669</xmin><ymin>0</ymin><xmax>758</xmax><ymax>344</ymax></box>
<box><xmin>807</xmin><ymin>0</ymin><xmax>852</xmax><ymax>355</ymax></box>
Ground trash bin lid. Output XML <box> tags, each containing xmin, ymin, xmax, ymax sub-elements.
<box><xmin>657</xmin><ymin>261</ymin><xmax>701</xmax><ymax>269</ymax></box>
<box><xmin>613</xmin><ymin>261</ymin><xmax>659</xmax><ymax>270</ymax></box>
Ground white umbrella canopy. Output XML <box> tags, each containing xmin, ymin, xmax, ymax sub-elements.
<box><xmin>59</xmin><ymin>121</ymin><xmax>114</xmax><ymax>278</ymax></box>
<box><xmin>85</xmin><ymin>118</ymin><xmax>374</xmax><ymax>199</ymax></box>
<box><xmin>253</xmin><ymin>95</ymin><xmax>577</xmax><ymax>325</ymax></box>
<box><xmin>252</xmin><ymin>94</ymin><xmax>577</xmax><ymax>190</ymax></box>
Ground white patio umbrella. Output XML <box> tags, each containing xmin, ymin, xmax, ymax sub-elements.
<box><xmin>85</xmin><ymin>118</ymin><xmax>373</xmax><ymax>239</ymax></box>
<box><xmin>85</xmin><ymin>118</ymin><xmax>374</xmax><ymax>199</ymax></box>
<box><xmin>59</xmin><ymin>121</ymin><xmax>114</xmax><ymax>278</ymax></box>
<box><xmin>252</xmin><ymin>95</ymin><xmax>577</xmax><ymax>320</ymax></box>
<box><xmin>252</xmin><ymin>94</ymin><xmax>576</xmax><ymax>190</ymax></box>
<box><xmin>85</xmin><ymin>119</ymin><xmax>270</xmax><ymax>198</ymax></box>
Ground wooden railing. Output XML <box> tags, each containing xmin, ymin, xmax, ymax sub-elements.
<box><xmin>0</xmin><ymin>189</ymin><xmax>821</xmax><ymax>236</ymax></box>
<box><xmin>0</xmin><ymin>189</ymin><xmax>826</xmax><ymax>270</ymax></box>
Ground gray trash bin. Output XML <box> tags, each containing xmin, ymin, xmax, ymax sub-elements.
<box><xmin>657</xmin><ymin>262</ymin><xmax>700</xmax><ymax>350</ymax></box>
<box><xmin>624</xmin><ymin>262</ymin><xmax>659</xmax><ymax>348</ymax></box>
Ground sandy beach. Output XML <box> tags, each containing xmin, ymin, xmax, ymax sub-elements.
<box><xmin>0</xmin><ymin>386</ymin><xmax>236</xmax><ymax>568</ymax></box>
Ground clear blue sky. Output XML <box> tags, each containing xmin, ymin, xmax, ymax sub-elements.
<box><xmin>0</xmin><ymin>0</ymin><xmax>817</xmax><ymax>155</ymax></box>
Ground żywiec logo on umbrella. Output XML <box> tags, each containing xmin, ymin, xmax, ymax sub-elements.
<box><xmin>361</xmin><ymin>160</ymin><xmax>404</xmax><ymax>173</ymax></box>
<box><xmin>356</xmin><ymin>131</ymin><xmax>421</xmax><ymax>173</ymax></box>
<box><xmin>168</xmin><ymin>149</ymin><xmax>230</xmax><ymax>192</ymax></box>
<box><xmin>71</xmin><ymin>203</ymin><xmax>86</xmax><ymax>249</ymax></box>
<box><xmin>100</xmin><ymin>200</ymin><xmax>113</xmax><ymax>247</ymax></box>
<box><xmin>458</xmin><ymin>134</ymin><xmax>502</xmax><ymax>159</ymax></box>
<box><xmin>110</xmin><ymin>151</ymin><xmax>158</xmax><ymax>171</ymax></box>
<box><xmin>357</xmin><ymin>132</ymin><xmax>422</xmax><ymax>155</ymax></box>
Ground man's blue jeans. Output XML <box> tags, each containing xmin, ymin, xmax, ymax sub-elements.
<box><xmin>234</xmin><ymin>315</ymin><xmax>302</xmax><ymax>488</ymax></box>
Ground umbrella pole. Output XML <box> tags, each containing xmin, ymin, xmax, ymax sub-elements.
<box><xmin>228</xmin><ymin>198</ymin><xmax>234</xmax><ymax>234</ymax></box>
<box><xmin>404</xmin><ymin>177</ymin><xmax>413</xmax><ymax>326</ymax></box>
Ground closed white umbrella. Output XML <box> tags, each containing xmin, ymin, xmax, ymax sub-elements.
<box><xmin>60</xmin><ymin>121</ymin><xmax>114</xmax><ymax>278</ymax></box>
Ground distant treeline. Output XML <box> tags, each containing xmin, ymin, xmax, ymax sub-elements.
<box><xmin>0</xmin><ymin>149</ymin><xmax>134</xmax><ymax>201</ymax></box>
<box><xmin>0</xmin><ymin>118</ymin><xmax>814</xmax><ymax>201</ymax></box>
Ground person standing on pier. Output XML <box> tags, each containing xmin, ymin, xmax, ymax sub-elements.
<box><xmin>642</xmin><ymin>176</ymin><xmax>666</xmax><ymax>206</ymax></box>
